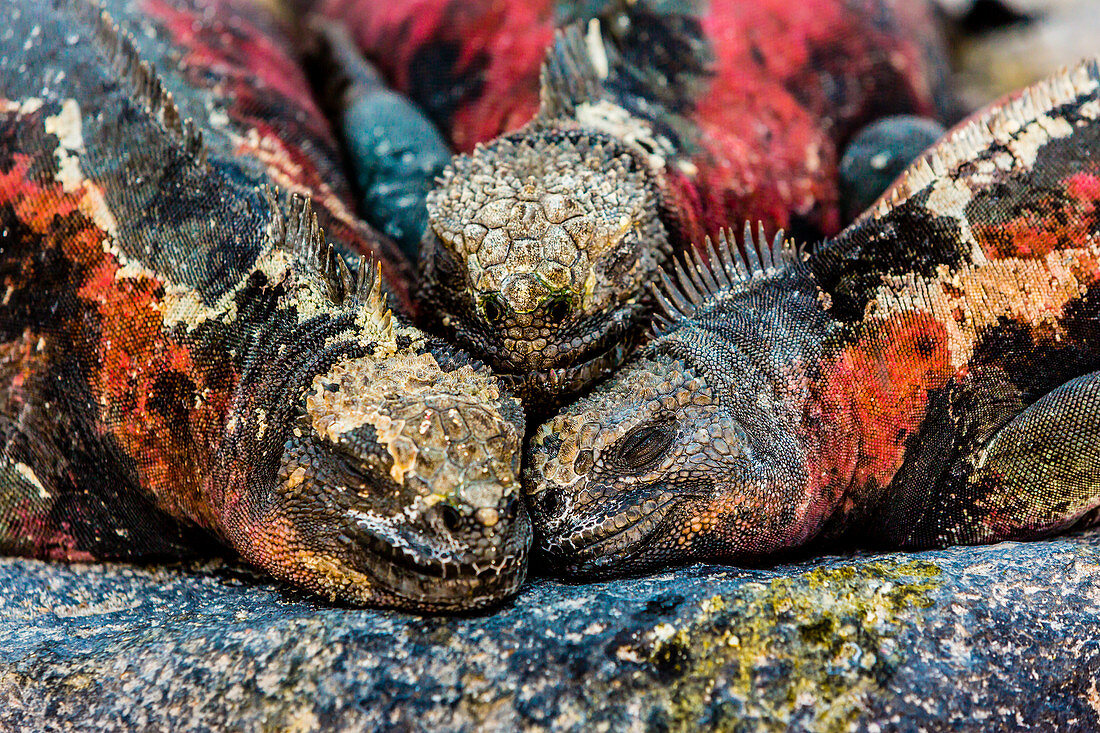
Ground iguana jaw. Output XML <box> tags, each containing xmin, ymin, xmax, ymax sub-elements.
<box><xmin>250</xmin><ymin>512</ymin><xmax>530</xmax><ymax>612</ymax></box>
<box><xmin>245</xmin><ymin>422</ymin><xmax>532</xmax><ymax>611</ymax></box>
<box><xmin>477</xmin><ymin>298</ymin><xmax>645</xmax><ymax>405</ymax></box>
<box><xmin>351</xmin><ymin>519</ymin><xmax>530</xmax><ymax>611</ymax></box>
<box><xmin>534</xmin><ymin>491</ymin><xmax>687</xmax><ymax>579</ymax></box>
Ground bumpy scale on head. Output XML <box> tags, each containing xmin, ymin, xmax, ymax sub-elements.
<box><xmin>424</xmin><ymin>127</ymin><xmax>668</xmax><ymax>401</ymax></box>
<box><xmin>304</xmin><ymin>351</ymin><xmax>520</xmax><ymax>516</ymax></box>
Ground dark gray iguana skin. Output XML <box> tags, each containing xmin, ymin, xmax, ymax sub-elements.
<box><xmin>0</xmin><ymin>0</ymin><xmax>530</xmax><ymax>612</ymax></box>
<box><xmin>525</xmin><ymin>58</ymin><xmax>1100</xmax><ymax>579</ymax></box>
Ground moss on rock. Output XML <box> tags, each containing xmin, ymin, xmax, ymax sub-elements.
<box><xmin>633</xmin><ymin>560</ymin><xmax>942</xmax><ymax>732</ymax></box>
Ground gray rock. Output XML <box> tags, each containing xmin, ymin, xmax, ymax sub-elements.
<box><xmin>3</xmin><ymin>532</ymin><xmax>1100</xmax><ymax>731</ymax></box>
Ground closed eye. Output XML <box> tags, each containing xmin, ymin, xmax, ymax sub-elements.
<box><xmin>612</xmin><ymin>421</ymin><xmax>676</xmax><ymax>474</ymax></box>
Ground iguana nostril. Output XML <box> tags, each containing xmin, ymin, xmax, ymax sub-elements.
<box><xmin>441</xmin><ymin>505</ymin><xmax>462</xmax><ymax>533</ymax></box>
<box><xmin>538</xmin><ymin>490</ymin><xmax>561</xmax><ymax>518</ymax></box>
<box><xmin>480</xmin><ymin>294</ymin><xmax>506</xmax><ymax>325</ymax></box>
<box><xmin>545</xmin><ymin>297</ymin><xmax>570</xmax><ymax>325</ymax></box>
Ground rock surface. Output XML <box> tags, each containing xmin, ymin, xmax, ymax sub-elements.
<box><xmin>3</xmin><ymin>532</ymin><xmax>1100</xmax><ymax>731</ymax></box>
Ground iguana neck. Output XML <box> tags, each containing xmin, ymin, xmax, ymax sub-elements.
<box><xmin>658</xmin><ymin>267</ymin><xmax>863</xmax><ymax>549</ymax></box>
<box><xmin>207</xmin><ymin>307</ymin><xmax>364</xmax><ymax>537</ymax></box>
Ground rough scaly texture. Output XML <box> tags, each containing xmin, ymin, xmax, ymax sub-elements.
<box><xmin>526</xmin><ymin>57</ymin><xmax>1100</xmax><ymax>578</ymax></box>
<box><xmin>0</xmin><ymin>0</ymin><xmax>529</xmax><ymax>611</ymax></box>
<box><xmin>322</xmin><ymin>0</ymin><xmax>952</xmax><ymax>403</ymax></box>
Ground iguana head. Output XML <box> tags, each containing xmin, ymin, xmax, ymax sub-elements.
<box><xmin>269</xmin><ymin>339</ymin><xmax>529</xmax><ymax>611</ymax></box>
<box><xmin>422</xmin><ymin>127</ymin><xmax>668</xmax><ymax>402</ymax></box>
<box><xmin>226</xmin><ymin>198</ymin><xmax>530</xmax><ymax>612</ymax></box>
<box><xmin>524</xmin><ymin>350</ymin><xmax>801</xmax><ymax>578</ymax></box>
<box><xmin>523</xmin><ymin>230</ymin><xmax>834</xmax><ymax>578</ymax></box>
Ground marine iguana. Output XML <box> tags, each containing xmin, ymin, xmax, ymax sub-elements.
<box><xmin>317</xmin><ymin>0</ymin><xmax>953</xmax><ymax>403</ymax></box>
<box><xmin>525</xmin><ymin>57</ymin><xmax>1100</xmax><ymax>579</ymax></box>
<box><xmin>0</xmin><ymin>0</ymin><xmax>529</xmax><ymax>611</ymax></box>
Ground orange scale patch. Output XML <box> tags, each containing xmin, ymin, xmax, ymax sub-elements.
<box><xmin>81</xmin><ymin>266</ymin><xmax>232</xmax><ymax>527</ymax></box>
<box><xmin>4</xmin><ymin>158</ymin><xmax>232</xmax><ymax>528</ymax></box>
<box><xmin>827</xmin><ymin>312</ymin><xmax>954</xmax><ymax>492</ymax></box>
<box><xmin>0</xmin><ymin>157</ymin><xmax>78</xmax><ymax>226</ymax></box>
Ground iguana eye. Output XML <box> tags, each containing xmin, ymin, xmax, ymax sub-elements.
<box><xmin>545</xmin><ymin>296</ymin><xmax>571</xmax><ymax>325</ymax></box>
<box><xmin>480</xmin><ymin>294</ymin><xmax>507</xmax><ymax>324</ymax></box>
<box><xmin>614</xmin><ymin>422</ymin><xmax>676</xmax><ymax>473</ymax></box>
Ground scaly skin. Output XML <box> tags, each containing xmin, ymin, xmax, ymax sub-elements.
<box><xmin>0</xmin><ymin>0</ymin><xmax>529</xmax><ymax>612</ymax></box>
<box><xmin>424</xmin><ymin>122</ymin><xmax>667</xmax><ymax>405</ymax></box>
<box><xmin>138</xmin><ymin>0</ymin><xmax>415</xmax><ymax>312</ymax></box>
<box><xmin>526</xmin><ymin>58</ymin><xmax>1100</xmax><ymax>579</ymax></box>
<box><xmin>320</xmin><ymin>0</ymin><xmax>952</xmax><ymax>403</ymax></box>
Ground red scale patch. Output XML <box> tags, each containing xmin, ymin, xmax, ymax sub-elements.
<box><xmin>824</xmin><ymin>313</ymin><xmax>954</xmax><ymax>494</ymax></box>
<box><xmin>975</xmin><ymin>171</ymin><xmax>1100</xmax><ymax>260</ymax></box>
<box><xmin>322</xmin><ymin>0</ymin><xmax>946</xmax><ymax>242</ymax></box>
<box><xmin>0</xmin><ymin>152</ymin><xmax>235</xmax><ymax>529</ymax></box>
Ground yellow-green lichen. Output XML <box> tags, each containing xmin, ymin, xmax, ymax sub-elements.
<box><xmin>636</xmin><ymin>559</ymin><xmax>942</xmax><ymax>732</ymax></box>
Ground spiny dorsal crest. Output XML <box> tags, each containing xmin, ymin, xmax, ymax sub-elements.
<box><xmin>352</xmin><ymin>258</ymin><xmax>394</xmax><ymax>345</ymax></box>
<box><xmin>538</xmin><ymin>19</ymin><xmax>613</xmax><ymax>121</ymax></box>
<box><xmin>651</xmin><ymin>222</ymin><xmax>798</xmax><ymax>332</ymax></box>
<box><xmin>71</xmin><ymin>0</ymin><xmax>207</xmax><ymax>165</ymax></box>
<box><xmin>868</xmin><ymin>55</ymin><xmax>1100</xmax><ymax>221</ymax></box>
<box><xmin>282</xmin><ymin>191</ymin><xmax>352</xmax><ymax>304</ymax></box>
<box><xmin>274</xmin><ymin>190</ymin><xmax>394</xmax><ymax>343</ymax></box>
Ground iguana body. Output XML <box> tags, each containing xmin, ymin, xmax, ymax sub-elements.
<box><xmin>137</xmin><ymin>0</ymin><xmax>416</xmax><ymax>312</ymax></box>
<box><xmin>525</xmin><ymin>58</ymin><xmax>1100</xmax><ymax>578</ymax></box>
<box><xmin>0</xmin><ymin>0</ymin><xmax>530</xmax><ymax>611</ymax></box>
<box><xmin>321</xmin><ymin>0</ymin><xmax>951</xmax><ymax>242</ymax></box>
<box><xmin>319</xmin><ymin>0</ymin><xmax>953</xmax><ymax>402</ymax></box>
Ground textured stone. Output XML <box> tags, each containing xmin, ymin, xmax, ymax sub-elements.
<box><xmin>4</xmin><ymin>532</ymin><xmax>1100</xmax><ymax>730</ymax></box>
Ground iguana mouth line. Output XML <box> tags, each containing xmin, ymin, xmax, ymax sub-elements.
<box><xmin>545</xmin><ymin>495</ymin><xmax>683</xmax><ymax>562</ymax></box>
<box><xmin>358</xmin><ymin>525</ymin><xmax>521</xmax><ymax>580</ymax></box>
<box><xmin>446</xmin><ymin>298</ymin><xmax>647</xmax><ymax>394</ymax></box>
<box><xmin>346</xmin><ymin>509</ymin><xmax>531</xmax><ymax>607</ymax></box>
<box><xmin>356</xmin><ymin>536</ymin><xmax>530</xmax><ymax>610</ymax></box>
<box><xmin>499</xmin><ymin>339</ymin><xmax>631</xmax><ymax>397</ymax></box>
<box><xmin>499</xmin><ymin>303</ymin><xmax>648</xmax><ymax>400</ymax></box>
